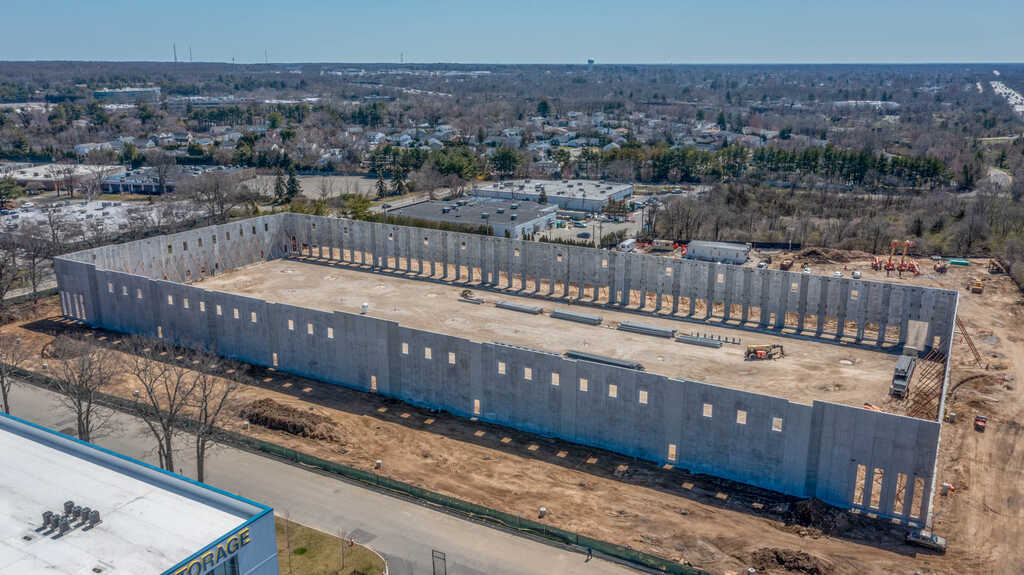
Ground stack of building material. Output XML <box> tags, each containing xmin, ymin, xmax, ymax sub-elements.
<box><xmin>551</xmin><ymin>309</ymin><xmax>603</xmax><ymax>325</ymax></box>
<box><xmin>565</xmin><ymin>350</ymin><xmax>644</xmax><ymax>371</ymax></box>
<box><xmin>617</xmin><ymin>321</ymin><xmax>675</xmax><ymax>338</ymax></box>
<box><xmin>496</xmin><ymin>301</ymin><xmax>543</xmax><ymax>314</ymax></box>
<box><xmin>675</xmin><ymin>334</ymin><xmax>724</xmax><ymax>349</ymax></box>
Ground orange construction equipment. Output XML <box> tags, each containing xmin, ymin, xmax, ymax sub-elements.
<box><xmin>934</xmin><ymin>260</ymin><xmax>948</xmax><ymax>274</ymax></box>
<box><xmin>885</xmin><ymin>240</ymin><xmax>899</xmax><ymax>275</ymax></box>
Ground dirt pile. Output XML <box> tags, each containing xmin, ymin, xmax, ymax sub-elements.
<box><xmin>240</xmin><ymin>398</ymin><xmax>339</xmax><ymax>441</ymax></box>
<box><xmin>795</xmin><ymin>247</ymin><xmax>853</xmax><ymax>264</ymax></box>
<box><xmin>785</xmin><ymin>498</ymin><xmax>847</xmax><ymax>534</ymax></box>
<box><xmin>750</xmin><ymin>547</ymin><xmax>831</xmax><ymax>574</ymax></box>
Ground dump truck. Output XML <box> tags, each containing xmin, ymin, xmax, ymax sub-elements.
<box><xmin>745</xmin><ymin>344</ymin><xmax>784</xmax><ymax>360</ymax></box>
<box><xmin>890</xmin><ymin>355</ymin><xmax>917</xmax><ymax>399</ymax></box>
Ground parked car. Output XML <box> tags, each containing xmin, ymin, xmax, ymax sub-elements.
<box><xmin>576</xmin><ymin>232</ymin><xmax>591</xmax><ymax>239</ymax></box>
<box><xmin>905</xmin><ymin>528</ymin><xmax>947</xmax><ymax>553</ymax></box>
<box><xmin>852</xmin><ymin>270</ymin><xmax>862</xmax><ymax>279</ymax></box>
<box><xmin>572</xmin><ymin>221</ymin><xmax>586</xmax><ymax>228</ymax></box>
<box><xmin>756</xmin><ymin>262</ymin><xmax>768</xmax><ymax>269</ymax></box>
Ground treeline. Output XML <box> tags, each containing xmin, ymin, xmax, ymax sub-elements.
<box><xmin>601</xmin><ymin>143</ymin><xmax>948</xmax><ymax>187</ymax></box>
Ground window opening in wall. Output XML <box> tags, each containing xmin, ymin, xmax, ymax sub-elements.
<box><xmin>716</xmin><ymin>273</ymin><xmax>724</xmax><ymax>283</ymax></box>
<box><xmin>183</xmin><ymin>241</ymin><xmax>188</xmax><ymax>251</ymax></box>
<box><xmin>199</xmin><ymin>301</ymin><xmax>205</xmax><ymax>312</ymax></box>
<box><xmin>601</xmin><ymin>259</ymin><xmax>608</xmax><ymax>268</ymax></box>
<box><xmin>167</xmin><ymin>295</ymin><xmax>174</xmax><ymax>305</ymax></box>
<box><xmin>638</xmin><ymin>390</ymin><xmax>648</xmax><ymax>404</ymax></box>
<box><xmin>388</xmin><ymin>233</ymin><xmax>394</xmax><ymax>241</ymax></box>
<box><xmin>736</xmin><ymin>410</ymin><xmax>747</xmax><ymax>424</ymax></box>
<box><xmin>473</xmin><ymin>399</ymin><xmax>481</xmax><ymax>415</ymax></box>
<box><xmin>853</xmin><ymin>464</ymin><xmax>867</xmax><ymax>506</ymax></box>
<box><xmin>307</xmin><ymin>322</ymin><xmax>314</xmax><ymax>335</ymax></box>
<box><xmin>667</xmin><ymin>444</ymin><xmax>677</xmax><ymax>461</ymax></box>
<box><xmin>183</xmin><ymin>298</ymin><xmax>189</xmax><ymax>310</ymax></box>
<box><xmin>608</xmin><ymin>384</ymin><xmax>618</xmax><ymax>398</ymax></box>
<box><xmin>216</xmin><ymin>305</ymin><xmax>223</xmax><ymax>316</ymax></box>
<box><xmin>251</xmin><ymin>312</ymin><xmax>258</xmax><ymax>323</ymax></box>
<box><xmin>665</xmin><ymin>267</ymin><xmax>672</xmax><ymax>276</ymax></box>
<box><xmin>198</xmin><ymin>238</ymin><xmax>203</xmax><ymax>247</ymax></box>
<box><xmin>579</xmin><ymin>377</ymin><xmax>589</xmax><ymax>392</ymax></box>
<box><xmin>523</xmin><ymin>367</ymin><xmax>532</xmax><ymax>381</ymax></box>
<box><xmin>167</xmin><ymin>245</ymin><xmax>173</xmax><ymax>254</ymax></box>
<box><xmin>252</xmin><ymin>225</ymin><xmax>257</xmax><ymax>235</ymax></box>
<box><xmin>233</xmin><ymin>308</ymin><xmax>239</xmax><ymax>319</ymax></box>
<box><xmin>850</xmin><ymin>289</ymin><xmax>859</xmax><ymax>300</ymax></box>
<box><xmin>448</xmin><ymin>351</ymin><xmax>456</xmax><ymax>365</ymax></box>
<box><xmin>121</xmin><ymin>286</ymin><xmax>128</xmax><ymax>296</ymax></box>
<box><xmin>287</xmin><ymin>318</ymin><xmax>294</xmax><ymax>330</ymax></box>
<box><xmin>327</xmin><ymin>327</ymin><xmax>334</xmax><ymax>339</ymax></box>
<box><xmin>551</xmin><ymin>372</ymin><xmax>560</xmax><ymax>386</ymax></box>
<box><xmin>401</xmin><ymin>342</ymin><xmax>409</xmax><ymax>355</ymax></box>
<box><xmin>513</xmin><ymin>248</ymin><xmax>520</xmax><ymax>257</ymax></box>
<box><xmin>107</xmin><ymin>282</ymin><xmax>113</xmax><ymax>293</ymax></box>
<box><xmin>702</xmin><ymin>403</ymin><xmax>713</xmax><ymax>418</ymax></box>
<box><xmin>461</xmin><ymin>241</ymin><xmax>466</xmax><ymax>250</ymax></box>
<box><xmin>424</xmin><ymin>347</ymin><xmax>432</xmax><ymax>360</ymax></box>
<box><xmin>370</xmin><ymin>375</ymin><xmax>378</xmax><ymax>391</ymax></box>
<box><xmin>497</xmin><ymin>361</ymin><xmax>506</xmax><ymax>375</ymax></box>
<box><xmin>272</xmin><ymin>353</ymin><xmax>279</xmax><ymax>367</ymax></box>
<box><xmin>226</xmin><ymin>232</ymin><xmax>231</xmax><ymax>240</ymax></box>
<box><xmin>212</xmin><ymin>235</ymin><xmax>217</xmax><ymax>244</ymax></box>
<box><xmin>869</xmin><ymin>469</ymin><xmax>884</xmax><ymax>509</ymax></box>
<box><xmin>771</xmin><ymin>417</ymin><xmax>783</xmax><ymax>432</ymax></box>
<box><xmin>424</xmin><ymin>237</ymin><xmax>429</xmax><ymax>246</ymax></box>
<box><xmin>136</xmin><ymin>289</ymin><xmax>143</xmax><ymax>300</ymax></box>
<box><xmin>910</xmin><ymin>477</ymin><xmax>924</xmax><ymax>518</ymax></box>
<box><xmin>157</xmin><ymin>326</ymin><xmax>163</xmax><ymax>338</ymax></box>
<box><xmin>556</xmin><ymin>253</ymin><xmax>563</xmax><ymax>263</ymax></box>
<box><xmin>791</xmin><ymin>282</ymin><xmax>799</xmax><ymax>293</ymax></box>
<box><xmin>265</xmin><ymin>223</ymin><xmax>269</xmax><ymax>232</ymax></box>
<box><xmin>894</xmin><ymin>473</ymin><xmax>908</xmax><ymax>515</ymax></box>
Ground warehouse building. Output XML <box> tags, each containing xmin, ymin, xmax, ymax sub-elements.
<box><xmin>0</xmin><ymin>412</ymin><xmax>278</xmax><ymax>575</ymax></box>
<box><xmin>685</xmin><ymin>240</ymin><xmax>751</xmax><ymax>265</ymax></box>
<box><xmin>93</xmin><ymin>86</ymin><xmax>162</xmax><ymax>104</ymax></box>
<box><xmin>8</xmin><ymin>164</ymin><xmax>125</xmax><ymax>192</ymax></box>
<box><xmin>473</xmin><ymin>179</ymin><xmax>632</xmax><ymax>212</ymax></box>
<box><xmin>387</xmin><ymin>198</ymin><xmax>558</xmax><ymax>238</ymax></box>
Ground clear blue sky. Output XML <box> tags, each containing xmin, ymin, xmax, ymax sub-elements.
<box><xmin>4</xmin><ymin>0</ymin><xmax>1022</xmax><ymax>64</ymax></box>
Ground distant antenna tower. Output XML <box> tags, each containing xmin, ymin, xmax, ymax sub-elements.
<box><xmin>265</xmin><ymin>49</ymin><xmax>268</xmax><ymax>64</ymax></box>
<box><xmin>189</xmin><ymin>46</ymin><xmax>192</xmax><ymax>62</ymax></box>
<box><xmin>173</xmin><ymin>43</ymin><xmax>178</xmax><ymax>63</ymax></box>
<box><xmin>401</xmin><ymin>52</ymin><xmax>404</xmax><ymax>64</ymax></box>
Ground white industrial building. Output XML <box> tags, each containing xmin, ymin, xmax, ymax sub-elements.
<box><xmin>473</xmin><ymin>179</ymin><xmax>633</xmax><ymax>212</ymax></box>
<box><xmin>0</xmin><ymin>413</ymin><xmax>278</xmax><ymax>575</ymax></box>
<box><xmin>685</xmin><ymin>240</ymin><xmax>751</xmax><ymax>265</ymax></box>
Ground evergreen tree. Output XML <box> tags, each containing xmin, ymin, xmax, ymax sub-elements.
<box><xmin>537</xmin><ymin>188</ymin><xmax>548</xmax><ymax>204</ymax></box>
<box><xmin>391</xmin><ymin>165</ymin><xmax>406</xmax><ymax>196</ymax></box>
<box><xmin>273</xmin><ymin>170</ymin><xmax>286</xmax><ymax>204</ymax></box>
<box><xmin>376</xmin><ymin>170</ymin><xmax>388</xmax><ymax>199</ymax></box>
<box><xmin>285</xmin><ymin>167</ymin><xmax>301</xmax><ymax>201</ymax></box>
<box><xmin>536</xmin><ymin>99</ymin><xmax>551</xmax><ymax>117</ymax></box>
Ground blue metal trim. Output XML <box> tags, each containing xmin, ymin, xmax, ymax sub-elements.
<box><xmin>0</xmin><ymin>412</ymin><xmax>275</xmax><ymax>574</ymax></box>
<box><xmin>161</xmin><ymin>507</ymin><xmax>274</xmax><ymax>575</ymax></box>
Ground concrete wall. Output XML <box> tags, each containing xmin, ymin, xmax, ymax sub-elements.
<box><xmin>54</xmin><ymin>212</ymin><xmax>956</xmax><ymax>524</ymax></box>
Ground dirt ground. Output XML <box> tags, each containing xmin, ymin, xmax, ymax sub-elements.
<box><xmin>194</xmin><ymin>259</ymin><xmax>899</xmax><ymax>411</ymax></box>
<box><xmin>6</xmin><ymin>248</ymin><xmax>1022</xmax><ymax>575</ymax></box>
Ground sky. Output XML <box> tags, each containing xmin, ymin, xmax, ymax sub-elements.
<box><xmin>3</xmin><ymin>0</ymin><xmax>1023</xmax><ymax>64</ymax></box>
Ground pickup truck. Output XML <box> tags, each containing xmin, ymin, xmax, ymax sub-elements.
<box><xmin>906</xmin><ymin>528</ymin><xmax>947</xmax><ymax>553</ymax></box>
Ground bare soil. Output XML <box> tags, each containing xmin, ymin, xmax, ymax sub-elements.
<box><xmin>8</xmin><ymin>249</ymin><xmax>1023</xmax><ymax>575</ymax></box>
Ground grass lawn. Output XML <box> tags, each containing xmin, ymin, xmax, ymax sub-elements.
<box><xmin>276</xmin><ymin>517</ymin><xmax>386</xmax><ymax>575</ymax></box>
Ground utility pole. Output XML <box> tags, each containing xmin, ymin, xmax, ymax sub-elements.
<box><xmin>173</xmin><ymin>43</ymin><xmax>177</xmax><ymax>63</ymax></box>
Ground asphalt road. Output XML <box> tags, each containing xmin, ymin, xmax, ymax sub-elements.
<box><xmin>7</xmin><ymin>381</ymin><xmax>642</xmax><ymax>575</ymax></box>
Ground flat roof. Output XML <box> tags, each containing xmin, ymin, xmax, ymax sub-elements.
<box><xmin>0</xmin><ymin>414</ymin><xmax>265</xmax><ymax>575</ymax></box>
<box><xmin>388</xmin><ymin>198</ymin><xmax>556</xmax><ymax>229</ymax></box>
<box><xmin>195</xmin><ymin>259</ymin><xmax>902</xmax><ymax>411</ymax></box>
<box><xmin>475</xmin><ymin>179</ymin><xmax>632</xmax><ymax>201</ymax></box>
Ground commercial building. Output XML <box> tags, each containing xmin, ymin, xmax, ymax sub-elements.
<box><xmin>473</xmin><ymin>179</ymin><xmax>633</xmax><ymax>212</ymax></box>
<box><xmin>685</xmin><ymin>240</ymin><xmax>751</xmax><ymax>265</ymax></box>
<box><xmin>387</xmin><ymin>198</ymin><xmax>558</xmax><ymax>238</ymax></box>
<box><xmin>101</xmin><ymin>166</ymin><xmax>247</xmax><ymax>195</ymax></box>
<box><xmin>8</xmin><ymin>164</ymin><xmax>125</xmax><ymax>191</ymax></box>
<box><xmin>93</xmin><ymin>87</ymin><xmax>162</xmax><ymax>104</ymax></box>
<box><xmin>0</xmin><ymin>412</ymin><xmax>278</xmax><ymax>575</ymax></box>
<box><xmin>54</xmin><ymin>212</ymin><xmax>957</xmax><ymax>528</ymax></box>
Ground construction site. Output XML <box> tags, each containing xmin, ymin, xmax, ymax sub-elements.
<box><xmin>40</xmin><ymin>213</ymin><xmax>1024</xmax><ymax>574</ymax></box>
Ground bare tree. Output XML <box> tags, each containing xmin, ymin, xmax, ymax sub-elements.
<box><xmin>16</xmin><ymin>223</ymin><xmax>53</xmax><ymax>304</ymax></box>
<box><xmin>124</xmin><ymin>337</ymin><xmax>199</xmax><ymax>472</ymax></box>
<box><xmin>144</xmin><ymin>150</ymin><xmax>177</xmax><ymax>195</ymax></box>
<box><xmin>0</xmin><ymin>333</ymin><xmax>31</xmax><ymax>414</ymax></box>
<box><xmin>191</xmin><ymin>363</ymin><xmax>240</xmax><ymax>482</ymax></box>
<box><xmin>49</xmin><ymin>336</ymin><xmax>117</xmax><ymax>442</ymax></box>
<box><xmin>182</xmin><ymin>171</ymin><xmax>255</xmax><ymax>224</ymax></box>
<box><xmin>0</xmin><ymin>238</ymin><xmax>21</xmax><ymax>307</ymax></box>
